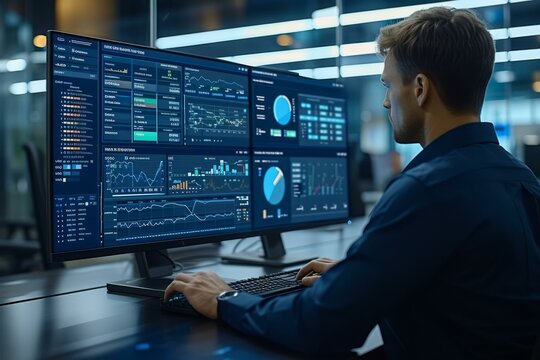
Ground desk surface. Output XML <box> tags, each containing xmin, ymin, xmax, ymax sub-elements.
<box><xmin>0</xmin><ymin>219</ymin><xmax>383</xmax><ymax>359</ymax></box>
<box><xmin>0</xmin><ymin>220</ymin><xmax>364</xmax><ymax>305</ymax></box>
<box><xmin>0</xmin><ymin>287</ymin><xmax>306</xmax><ymax>359</ymax></box>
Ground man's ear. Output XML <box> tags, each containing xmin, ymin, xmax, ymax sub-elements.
<box><xmin>414</xmin><ymin>74</ymin><xmax>429</xmax><ymax>107</ymax></box>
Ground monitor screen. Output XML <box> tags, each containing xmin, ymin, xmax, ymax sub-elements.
<box><xmin>48</xmin><ymin>31</ymin><xmax>349</xmax><ymax>262</ymax></box>
<box><xmin>250</xmin><ymin>69</ymin><xmax>349</xmax><ymax>227</ymax></box>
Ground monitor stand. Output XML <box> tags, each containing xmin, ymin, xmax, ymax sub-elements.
<box><xmin>221</xmin><ymin>232</ymin><xmax>316</xmax><ymax>267</ymax></box>
<box><xmin>107</xmin><ymin>249</ymin><xmax>174</xmax><ymax>298</ymax></box>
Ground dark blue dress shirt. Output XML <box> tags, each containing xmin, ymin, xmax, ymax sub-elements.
<box><xmin>218</xmin><ymin>122</ymin><xmax>540</xmax><ymax>359</ymax></box>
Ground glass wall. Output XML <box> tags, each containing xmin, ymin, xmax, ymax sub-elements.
<box><xmin>0</xmin><ymin>0</ymin><xmax>149</xmax><ymax>221</ymax></box>
<box><xmin>156</xmin><ymin>0</ymin><xmax>540</xmax><ymax>189</ymax></box>
<box><xmin>0</xmin><ymin>0</ymin><xmax>46</xmax><ymax>220</ymax></box>
<box><xmin>0</xmin><ymin>0</ymin><xmax>539</xmax><ymax>224</ymax></box>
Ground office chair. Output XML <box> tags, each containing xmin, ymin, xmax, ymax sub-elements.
<box><xmin>0</xmin><ymin>236</ymin><xmax>40</xmax><ymax>274</ymax></box>
<box><xmin>22</xmin><ymin>142</ymin><xmax>63</xmax><ymax>270</ymax></box>
<box><xmin>0</xmin><ymin>218</ymin><xmax>35</xmax><ymax>239</ymax></box>
<box><xmin>0</xmin><ymin>184</ymin><xmax>40</xmax><ymax>274</ymax></box>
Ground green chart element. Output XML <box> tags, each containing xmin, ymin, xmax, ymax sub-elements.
<box><xmin>134</xmin><ymin>97</ymin><xmax>157</xmax><ymax>108</ymax></box>
<box><xmin>134</xmin><ymin>131</ymin><xmax>157</xmax><ymax>142</ymax></box>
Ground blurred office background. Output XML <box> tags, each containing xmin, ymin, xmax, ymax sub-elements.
<box><xmin>0</xmin><ymin>0</ymin><xmax>539</xmax><ymax>272</ymax></box>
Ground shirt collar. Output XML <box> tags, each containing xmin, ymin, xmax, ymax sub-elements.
<box><xmin>403</xmin><ymin>122</ymin><xmax>499</xmax><ymax>172</ymax></box>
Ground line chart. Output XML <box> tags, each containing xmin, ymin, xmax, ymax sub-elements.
<box><xmin>112</xmin><ymin>198</ymin><xmax>244</xmax><ymax>240</ymax></box>
<box><xmin>291</xmin><ymin>158</ymin><xmax>346</xmax><ymax>198</ymax></box>
<box><xmin>116</xmin><ymin>198</ymin><xmax>235</xmax><ymax>220</ymax></box>
<box><xmin>186</xmin><ymin>100</ymin><xmax>248</xmax><ymax>139</ymax></box>
<box><xmin>289</xmin><ymin>157</ymin><xmax>349</xmax><ymax>222</ymax></box>
<box><xmin>185</xmin><ymin>75</ymin><xmax>245</xmax><ymax>90</ymax></box>
<box><xmin>105</xmin><ymin>154</ymin><xmax>166</xmax><ymax>196</ymax></box>
<box><xmin>184</xmin><ymin>67</ymin><xmax>247</xmax><ymax>98</ymax></box>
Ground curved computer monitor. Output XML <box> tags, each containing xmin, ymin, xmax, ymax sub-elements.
<box><xmin>47</xmin><ymin>31</ymin><xmax>349</xmax><ymax>296</ymax></box>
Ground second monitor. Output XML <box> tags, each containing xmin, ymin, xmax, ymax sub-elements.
<box><xmin>223</xmin><ymin>69</ymin><xmax>349</xmax><ymax>265</ymax></box>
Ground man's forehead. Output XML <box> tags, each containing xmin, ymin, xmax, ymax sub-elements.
<box><xmin>381</xmin><ymin>58</ymin><xmax>389</xmax><ymax>80</ymax></box>
<box><xmin>383</xmin><ymin>54</ymin><xmax>394</xmax><ymax>68</ymax></box>
<box><xmin>381</xmin><ymin>55</ymin><xmax>396</xmax><ymax>77</ymax></box>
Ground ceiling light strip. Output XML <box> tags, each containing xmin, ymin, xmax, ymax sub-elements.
<box><xmin>220</xmin><ymin>46</ymin><xmax>339</xmax><ymax>66</ymax></box>
<box><xmin>156</xmin><ymin>19</ymin><xmax>313</xmax><ymax>49</ymax></box>
<box><xmin>340</xmin><ymin>0</ymin><xmax>510</xmax><ymax>26</ymax></box>
<box><xmin>156</xmin><ymin>0</ymin><xmax>531</xmax><ymax>49</ymax></box>
<box><xmin>9</xmin><ymin>48</ymin><xmax>540</xmax><ymax>95</ymax></box>
<box><xmin>293</xmin><ymin>48</ymin><xmax>540</xmax><ymax>79</ymax></box>
<box><xmin>218</xmin><ymin>23</ymin><xmax>540</xmax><ymax>67</ymax></box>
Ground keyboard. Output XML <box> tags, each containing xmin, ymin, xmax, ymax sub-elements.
<box><xmin>161</xmin><ymin>268</ymin><xmax>304</xmax><ymax>315</ymax></box>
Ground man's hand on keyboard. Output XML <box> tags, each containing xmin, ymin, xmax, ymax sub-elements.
<box><xmin>164</xmin><ymin>272</ymin><xmax>232</xmax><ymax>319</ymax></box>
<box><xmin>296</xmin><ymin>258</ymin><xmax>338</xmax><ymax>286</ymax></box>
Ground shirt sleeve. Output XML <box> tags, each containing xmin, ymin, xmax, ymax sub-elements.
<box><xmin>217</xmin><ymin>174</ymin><xmax>466</xmax><ymax>355</ymax></box>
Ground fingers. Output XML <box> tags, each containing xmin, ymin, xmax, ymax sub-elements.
<box><xmin>164</xmin><ymin>272</ymin><xmax>228</xmax><ymax>301</ymax></box>
<box><xmin>164</xmin><ymin>272</ymin><xmax>231</xmax><ymax>319</ymax></box>
<box><xmin>164</xmin><ymin>272</ymin><xmax>198</xmax><ymax>300</ymax></box>
<box><xmin>175</xmin><ymin>272</ymin><xmax>195</xmax><ymax>282</ymax></box>
<box><xmin>296</xmin><ymin>258</ymin><xmax>338</xmax><ymax>280</ymax></box>
<box><xmin>296</xmin><ymin>259</ymin><xmax>320</xmax><ymax>279</ymax></box>
<box><xmin>164</xmin><ymin>278</ymin><xmax>186</xmax><ymax>301</ymax></box>
<box><xmin>296</xmin><ymin>264</ymin><xmax>314</xmax><ymax>280</ymax></box>
<box><xmin>301</xmin><ymin>274</ymin><xmax>321</xmax><ymax>287</ymax></box>
<box><xmin>296</xmin><ymin>259</ymin><xmax>322</xmax><ymax>279</ymax></box>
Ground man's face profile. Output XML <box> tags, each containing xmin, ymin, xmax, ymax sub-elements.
<box><xmin>381</xmin><ymin>54</ymin><xmax>424</xmax><ymax>145</ymax></box>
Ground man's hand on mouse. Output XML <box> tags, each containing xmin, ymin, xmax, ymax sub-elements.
<box><xmin>164</xmin><ymin>272</ymin><xmax>232</xmax><ymax>319</ymax></box>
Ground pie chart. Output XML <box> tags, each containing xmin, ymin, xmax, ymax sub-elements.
<box><xmin>263</xmin><ymin>166</ymin><xmax>285</xmax><ymax>205</ymax></box>
<box><xmin>273</xmin><ymin>95</ymin><xmax>292</xmax><ymax>126</ymax></box>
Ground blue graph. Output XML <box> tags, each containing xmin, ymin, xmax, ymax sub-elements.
<box><xmin>290</xmin><ymin>157</ymin><xmax>348</xmax><ymax>221</ymax></box>
<box><xmin>186</xmin><ymin>99</ymin><xmax>249</xmax><ymax>146</ymax></box>
<box><xmin>273</xmin><ymin>95</ymin><xmax>292</xmax><ymax>126</ymax></box>
<box><xmin>105</xmin><ymin>154</ymin><xmax>166</xmax><ymax>196</ymax></box>
<box><xmin>291</xmin><ymin>158</ymin><xmax>345</xmax><ymax>197</ymax></box>
<box><xmin>263</xmin><ymin>166</ymin><xmax>285</xmax><ymax>205</ymax></box>
<box><xmin>168</xmin><ymin>155</ymin><xmax>250</xmax><ymax>196</ymax></box>
<box><xmin>184</xmin><ymin>67</ymin><xmax>247</xmax><ymax>99</ymax></box>
<box><xmin>187</xmin><ymin>101</ymin><xmax>248</xmax><ymax>133</ymax></box>
<box><xmin>113</xmin><ymin>198</ymin><xmax>244</xmax><ymax>241</ymax></box>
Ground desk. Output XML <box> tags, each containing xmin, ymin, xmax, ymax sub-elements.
<box><xmin>0</xmin><ymin>219</ymin><xmax>383</xmax><ymax>359</ymax></box>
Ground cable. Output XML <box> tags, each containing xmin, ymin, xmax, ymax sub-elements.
<box><xmin>183</xmin><ymin>259</ymin><xmax>221</xmax><ymax>270</ymax></box>
<box><xmin>172</xmin><ymin>254</ymin><xmax>221</xmax><ymax>270</ymax></box>
<box><xmin>232</xmin><ymin>237</ymin><xmax>247</xmax><ymax>253</ymax></box>
<box><xmin>232</xmin><ymin>237</ymin><xmax>262</xmax><ymax>253</ymax></box>
<box><xmin>156</xmin><ymin>250</ymin><xmax>184</xmax><ymax>272</ymax></box>
<box><xmin>243</xmin><ymin>239</ymin><xmax>261</xmax><ymax>252</ymax></box>
<box><xmin>172</xmin><ymin>262</ymin><xmax>184</xmax><ymax>272</ymax></box>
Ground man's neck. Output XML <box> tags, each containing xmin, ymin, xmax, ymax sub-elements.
<box><xmin>422</xmin><ymin>111</ymin><xmax>480</xmax><ymax>148</ymax></box>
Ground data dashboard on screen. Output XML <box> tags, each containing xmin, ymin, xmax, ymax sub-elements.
<box><xmin>250</xmin><ymin>69</ymin><xmax>348</xmax><ymax>228</ymax></box>
<box><xmin>49</xmin><ymin>32</ymin><xmax>348</xmax><ymax>257</ymax></box>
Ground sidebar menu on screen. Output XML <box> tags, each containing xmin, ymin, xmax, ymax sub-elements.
<box><xmin>51</xmin><ymin>34</ymin><xmax>101</xmax><ymax>252</ymax></box>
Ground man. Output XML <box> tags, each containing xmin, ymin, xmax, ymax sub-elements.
<box><xmin>165</xmin><ymin>7</ymin><xmax>540</xmax><ymax>359</ymax></box>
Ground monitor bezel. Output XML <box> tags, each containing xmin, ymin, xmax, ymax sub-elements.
<box><xmin>47</xmin><ymin>30</ymin><xmax>350</xmax><ymax>263</ymax></box>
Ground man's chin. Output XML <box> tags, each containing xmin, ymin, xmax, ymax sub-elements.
<box><xmin>393</xmin><ymin>134</ymin><xmax>417</xmax><ymax>144</ymax></box>
<box><xmin>392</xmin><ymin>132</ymin><xmax>407</xmax><ymax>144</ymax></box>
